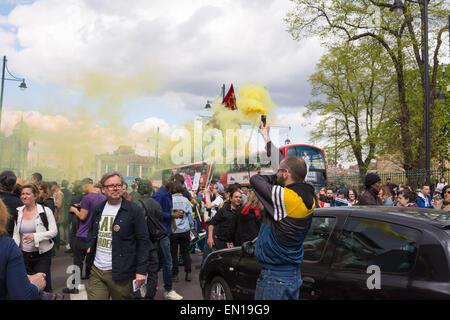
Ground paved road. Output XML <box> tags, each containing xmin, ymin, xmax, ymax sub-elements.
<box><xmin>50</xmin><ymin>247</ymin><xmax>204</xmax><ymax>300</ymax></box>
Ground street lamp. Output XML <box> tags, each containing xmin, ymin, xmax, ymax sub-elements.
<box><xmin>0</xmin><ymin>56</ymin><xmax>27</xmax><ymax>129</ymax></box>
<box><xmin>204</xmin><ymin>84</ymin><xmax>226</xmax><ymax>109</ymax></box>
<box><xmin>391</xmin><ymin>0</ymin><xmax>431</xmax><ymax>185</ymax></box>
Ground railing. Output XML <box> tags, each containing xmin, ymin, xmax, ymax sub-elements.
<box><xmin>328</xmin><ymin>168</ymin><xmax>450</xmax><ymax>193</ymax></box>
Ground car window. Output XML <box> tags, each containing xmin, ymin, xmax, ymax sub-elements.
<box><xmin>331</xmin><ymin>217</ymin><xmax>420</xmax><ymax>273</ymax></box>
<box><xmin>303</xmin><ymin>217</ymin><xmax>336</xmax><ymax>262</ymax></box>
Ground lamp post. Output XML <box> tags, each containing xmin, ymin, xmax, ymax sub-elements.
<box><xmin>0</xmin><ymin>56</ymin><xmax>27</xmax><ymax>130</ymax></box>
<box><xmin>204</xmin><ymin>83</ymin><xmax>226</xmax><ymax>109</ymax></box>
<box><xmin>390</xmin><ymin>0</ymin><xmax>431</xmax><ymax>185</ymax></box>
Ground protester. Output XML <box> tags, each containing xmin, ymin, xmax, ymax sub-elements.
<box><xmin>379</xmin><ymin>186</ymin><xmax>394</xmax><ymax>206</ymax></box>
<box><xmin>122</xmin><ymin>182</ymin><xmax>132</xmax><ymax>201</ymax></box>
<box><xmin>152</xmin><ymin>180</ymin><xmax>184</xmax><ymax>295</ymax></box>
<box><xmin>50</xmin><ymin>181</ymin><xmax>65</xmax><ymax>251</ymax></box>
<box><xmin>129</xmin><ymin>180</ymin><xmax>142</xmax><ymax>202</ymax></box>
<box><xmin>37</xmin><ymin>181</ymin><xmax>56</xmax><ymax>215</ymax></box>
<box><xmin>234</xmin><ymin>191</ymin><xmax>262</xmax><ymax>247</ymax></box>
<box><xmin>347</xmin><ymin>189</ymin><xmax>358</xmax><ymax>206</ymax></box>
<box><xmin>417</xmin><ymin>185</ymin><xmax>433</xmax><ymax>209</ymax></box>
<box><xmin>334</xmin><ymin>189</ymin><xmax>349</xmax><ymax>206</ymax></box>
<box><xmin>63</xmin><ymin>178</ymin><xmax>105</xmax><ymax>294</ymax></box>
<box><xmin>0</xmin><ymin>170</ymin><xmax>23</xmax><ymax>237</ymax></box>
<box><xmin>60</xmin><ymin>180</ymin><xmax>72</xmax><ymax>250</ymax></box>
<box><xmin>359</xmin><ymin>173</ymin><xmax>382</xmax><ymax>205</ymax></box>
<box><xmin>324</xmin><ymin>188</ymin><xmax>335</xmax><ymax>207</ymax></box>
<box><xmin>0</xmin><ymin>199</ymin><xmax>46</xmax><ymax>300</ymax></box>
<box><xmin>436</xmin><ymin>177</ymin><xmax>448</xmax><ymax>193</ymax></box>
<box><xmin>397</xmin><ymin>189</ymin><xmax>418</xmax><ymax>207</ymax></box>
<box><xmin>440</xmin><ymin>185</ymin><xmax>450</xmax><ymax>212</ymax></box>
<box><xmin>191</xmin><ymin>195</ymin><xmax>205</xmax><ymax>253</ymax></box>
<box><xmin>13</xmin><ymin>183</ymin><xmax>57</xmax><ymax>292</ymax></box>
<box><xmin>204</xmin><ymin>183</ymin><xmax>224</xmax><ymax>221</ymax></box>
<box><xmin>170</xmin><ymin>182</ymin><xmax>194</xmax><ymax>282</ymax></box>
<box><xmin>385</xmin><ymin>178</ymin><xmax>398</xmax><ymax>200</ymax></box>
<box><xmin>30</xmin><ymin>173</ymin><xmax>43</xmax><ymax>185</ymax></box>
<box><xmin>251</xmin><ymin>120</ymin><xmax>315</xmax><ymax>300</ymax></box>
<box><xmin>135</xmin><ymin>179</ymin><xmax>182</xmax><ymax>300</ymax></box>
<box><xmin>86</xmin><ymin>171</ymin><xmax>150</xmax><ymax>300</ymax></box>
<box><xmin>207</xmin><ymin>184</ymin><xmax>242</xmax><ymax>250</ymax></box>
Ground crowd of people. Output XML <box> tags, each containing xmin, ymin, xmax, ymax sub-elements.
<box><xmin>0</xmin><ymin>168</ymin><xmax>265</xmax><ymax>300</ymax></box>
<box><xmin>316</xmin><ymin>175</ymin><xmax>450</xmax><ymax>211</ymax></box>
<box><xmin>0</xmin><ymin>120</ymin><xmax>448</xmax><ymax>300</ymax></box>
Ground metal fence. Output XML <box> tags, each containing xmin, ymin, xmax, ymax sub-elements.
<box><xmin>328</xmin><ymin>168</ymin><xmax>450</xmax><ymax>193</ymax></box>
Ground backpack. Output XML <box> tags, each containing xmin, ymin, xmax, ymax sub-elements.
<box><xmin>38</xmin><ymin>204</ymin><xmax>55</xmax><ymax>244</ymax></box>
<box><xmin>139</xmin><ymin>199</ymin><xmax>168</xmax><ymax>242</ymax></box>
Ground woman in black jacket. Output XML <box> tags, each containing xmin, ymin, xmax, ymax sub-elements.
<box><xmin>234</xmin><ymin>191</ymin><xmax>262</xmax><ymax>247</ymax></box>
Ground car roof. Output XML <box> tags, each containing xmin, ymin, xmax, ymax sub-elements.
<box><xmin>314</xmin><ymin>206</ymin><xmax>450</xmax><ymax>229</ymax></box>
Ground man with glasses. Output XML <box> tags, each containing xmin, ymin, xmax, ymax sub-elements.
<box><xmin>250</xmin><ymin>120</ymin><xmax>315</xmax><ymax>300</ymax></box>
<box><xmin>63</xmin><ymin>178</ymin><xmax>105</xmax><ymax>294</ymax></box>
<box><xmin>85</xmin><ymin>172</ymin><xmax>150</xmax><ymax>300</ymax></box>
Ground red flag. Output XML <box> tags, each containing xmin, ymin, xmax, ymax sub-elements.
<box><xmin>222</xmin><ymin>84</ymin><xmax>237</xmax><ymax>110</ymax></box>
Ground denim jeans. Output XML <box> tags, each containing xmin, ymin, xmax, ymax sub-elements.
<box><xmin>158</xmin><ymin>236</ymin><xmax>173</xmax><ymax>292</ymax></box>
<box><xmin>254</xmin><ymin>267</ymin><xmax>302</xmax><ymax>300</ymax></box>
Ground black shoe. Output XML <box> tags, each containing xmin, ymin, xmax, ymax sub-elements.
<box><xmin>185</xmin><ymin>272</ymin><xmax>192</xmax><ymax>281</ymax></box>
<box><xmin>172</xmin><ymin>274</ymin><xmax>179</xmax><ymax>282</ymax></box>
<box><xmin>62</xmin><ymin>287</ymin><xmax>79</xmax><ymax>294</ymax></box>
<box><xmin>64</xmin><ymin>249</ymin><xmax>73</xmax><ymax>254</ymax></box>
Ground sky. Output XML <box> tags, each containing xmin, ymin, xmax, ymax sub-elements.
<box><xmin>0</xmin><ymin>0</ymin><xmax>326</xmax><ymax>165</ymax></box>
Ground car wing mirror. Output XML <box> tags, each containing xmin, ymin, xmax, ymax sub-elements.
<box><xmin>241</xmin><ymin>241</ymin><xmax>255</xmax><ymax>256</ymax></box>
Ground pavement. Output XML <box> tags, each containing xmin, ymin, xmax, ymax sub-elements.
<box><xmin>50</xmin><ymin>246</ymin><xmax>204</xmax><ymax>300</ymax></box>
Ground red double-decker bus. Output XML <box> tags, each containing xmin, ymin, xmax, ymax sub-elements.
<box><xmin>218</xmin><ymin>144</ymin><xmax>328</xmax><ymax>191</ymax></box>
<box><xmin>153</xmin><ymin>144</ymin><xmax>327</xmax><ymax>192</ymax></box>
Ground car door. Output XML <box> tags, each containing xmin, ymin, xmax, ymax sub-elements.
<box><xmin>233</xmin><ymin>239</ymin><xmax>261</xmax><ymax>299</ymax></box>
<box><xmin>233</xmin><ymin>213</ymin><xmax>344</xmax><ymax>300</ymax></box>
<box><xmin>300</xmin><ymin>214</ymin><xmax>344</xmax><ymax>300</ymax></box>
<box><xmin>323</xmin><ymin>216</ymin><xmax>421</xmax><ymax>299</ymax></box>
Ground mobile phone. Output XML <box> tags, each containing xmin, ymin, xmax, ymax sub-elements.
<box><xmin>261</xmin><ymin>115</ymin><xmax>266</xmax><ymax>126</ymax></box>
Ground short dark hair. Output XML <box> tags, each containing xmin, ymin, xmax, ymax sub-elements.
<box><xmin>398</xmin><ymin>189</ymin><xmax>416</xmax><ymax>203</ymax></box>
<box><xmin>281</xmin><ymin>156</ymin><xmax>307</xmax><ymax>182</ymax></box>
<box><xmin>172</xmin><ymin>174</ymin><xmax>185</xmax><ymax>185</ymax></box>
<box><xmin>49</xmin><ymin>181</ymin><xmax>58</xmax><ymax>188</ymax></box>
<box><xmin>0</xmin><ymin>170</ymin><xmax>17</xmax><ymax>192</ymax></box>
<box><xmin>171</xmin><ymin>181</ymin><xmax>186</xmax><ymax>194</ymax></box>
<box><xmin>32</xmin><ymin>173</ymin><xmax>43</xmax><ymax>182</ymax></box>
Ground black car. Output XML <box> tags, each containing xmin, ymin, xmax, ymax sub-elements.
<box><xmin>199</xmin><ymin>206</ymin><xmax>450</xmax><ymax>300</ymax></box>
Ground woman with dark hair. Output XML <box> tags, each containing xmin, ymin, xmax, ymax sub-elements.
<box><xmin>437</xmin><ymin>185</ymin><xmax>450</xmax><ymax>212</ymax></box>
<box><xmin>397</xmin><ymin>189</ymin><xmax>418</xmax><ymax>207</ymax></box>
<box><xmin>0</xmin><ymin>198</ymin><xmax>46</xmax><ymax>299</ymax></box>
<box><xmin>12</xmin><ymin>184</ymin><xmax>57</xmax><ymax>292</ymax></box>
<box><xmin>37</xmin><ymin>181</ymin><xmax>55</xmax><ymax>214</ymax></box>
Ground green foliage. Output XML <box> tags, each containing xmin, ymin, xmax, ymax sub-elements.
<box><xmin>304</xmin><ymin>40</ymin><xmax>394</xmax><ymax>174</ymax></box>
<box><xmin>287</xmin><ymin>0</ymin><xmax>450</xmax><ymax>171</ymax></box>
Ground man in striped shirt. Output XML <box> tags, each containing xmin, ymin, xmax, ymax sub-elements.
<box><xmin>250</xmin><ymin>121</ymin><xmax>315</xmax><ymax>300</ymax></box>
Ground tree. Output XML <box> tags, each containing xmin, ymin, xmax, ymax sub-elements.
<box><xmin>305</xmin><ymin>41</ymin><xmax>395</xmax><ymax>175</ymax></box>
<box><xmin>286</xmin><ymin>0</ymin><xmax>449</xmax><ymax>172</ymax></box>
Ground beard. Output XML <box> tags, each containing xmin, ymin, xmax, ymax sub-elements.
<box><xmin>276</xmin><ymin>174</ymin><xmax>287</xmax><ymax>187</ymax></box>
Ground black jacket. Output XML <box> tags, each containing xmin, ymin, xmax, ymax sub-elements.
<box><xmin>0</xmin><ymin>191</ymin><xmax>23</xmax><ymax>237</ymax></box>
<box><xmin>210</xmin><ymin>201</ymin><xmax>241</xmax><ymax>243</ymax></box>
<box><xmin>86</xmin><ymin>199</ymin><xmax>150</xmax><ymax>281</ymax></box>
<box><xmin>359</xmin><ymin>188</ymin><xmax>382</xmax><ymax>206</ymax></box>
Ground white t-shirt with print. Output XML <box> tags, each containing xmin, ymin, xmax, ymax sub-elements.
<box><xmin>94</xmin><ymin>202</ymin><xmax>121</xmax><ymax>271</ymax></box>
